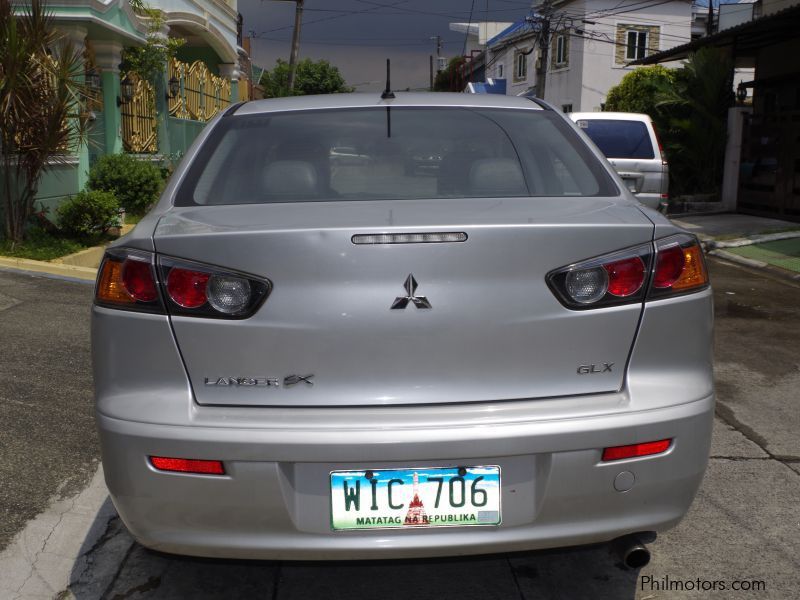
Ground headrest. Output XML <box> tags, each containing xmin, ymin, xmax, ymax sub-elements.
<box><xmin>263</xmin><ymin>161</ymin><xmax>319</xmax><ymax>197</ymax></box>
<box><xmin>468</xmin><ymin>158</ymin><xmax>527</xmax><ymax>196</ymax></box>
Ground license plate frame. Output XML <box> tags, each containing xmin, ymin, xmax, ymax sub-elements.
<box><xmin>329</xmin><ymin>465</ymin><xmax>502</xmax><ymax>531</ymax></box>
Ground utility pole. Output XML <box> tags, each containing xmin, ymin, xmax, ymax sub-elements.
<box><xmin>429</xmin><ymin>55</ymin><xmax>434</xmax><ymax>90</ymax></box>
<box><xmin>286</xmin><ymin>0</ymin><xmax>304</xmax><ymax>93</ymax></box>
<box><xmin>535</xmin><ymin>0</ymin><xmax>553</xmax><ymax>101</ymax></box>
<box><xmin>706</xmin><ymin>0</ymin><xmax>714</xmax><ymax>36</ymax></box>
<box><xmin>431</xmin><ymin>35</ymin><xmax>443</xmax><ymax>58</ymax></box>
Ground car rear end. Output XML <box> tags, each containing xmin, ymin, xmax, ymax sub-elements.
<box><xmin>93</xmin><ymin>94</ymin><xmax>713</xmax><ymax>560</ymax></box>
<box><xmin>570</xmin><ymin>112</ymin><xmax>669</xmax><ymax>213</ymax></box>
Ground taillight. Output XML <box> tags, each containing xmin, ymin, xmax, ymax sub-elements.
<box><xmin>547</xmin><ymin>243</ymin><xmax>652</xmax><ymax>309</ymax></box>
<box><xmin>547</xmin><ymin>234</ymin><xmax>708</xmax><ymax>309</ymax></box>
<box><xmin>95</xmin><ymin>249</ymin><xmax>162</xmax><ymax>313</ymax></box>
<box><xmin>650</xmin><ymin>234</ymin><xmax>709</xmax><ymax>298</ymax></box>
<box><xmin>652</xmin><ymin>123</ymin><xmax>667</xmax><ymax>165</ymax></box>
<box><xmin>95</xmin><ymin>249</ymin><xmax>271</xmax><ymax>319</ymax></box>
<box><xmin>158</xmin><ymin>257</ymin><xmax>270</xmax><ymax>319</ymax></box>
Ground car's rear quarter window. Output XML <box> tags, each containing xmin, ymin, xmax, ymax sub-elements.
<box><xmin>576</xmin><ymin>119</ymin><xmax>656</xmax><ymax>160</ymax></box>
<box><xmin>176</xmin><ymin>107</ymin><xmax>618</xmax><ymax>206</ymax></box>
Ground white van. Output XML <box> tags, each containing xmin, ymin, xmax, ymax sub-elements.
<box><xmin>569</xmin><ymin>112</ymin><xmax>669</xmax><ymax>212</ymax></box>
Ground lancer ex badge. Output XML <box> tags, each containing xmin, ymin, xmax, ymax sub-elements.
<box><xmin>391</xmin><ymin>274</ymin><xmax>432</xmax><ymax>309</ymax></box>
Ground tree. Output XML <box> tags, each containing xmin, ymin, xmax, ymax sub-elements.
<box><xmin>656</xmin><ymin>48</ymin><xmax>733</xmax><ymax>196</ymax></box>
<box><xmin>604</xmin><ymin>65</ymin><xmax>676</xmax><ymax>132</ymax></box>
<box><xmin>0</xmin><ymin>0</ymin><xmax>88</xmax><ymax>244</ymax></box>
<box><xmin>123</xmin><ymin>1</ymin><xmax>184</xmax><ymax>87</ymax></box>
<box><xmin>259</xmin><ymin>58</ymin><xmax>352</xmax><ymax>98</ymax></box>
<box><xmin>433</xmin><ymin>57</ymin><xmax>466</xmax><ymax>92</ymax></box>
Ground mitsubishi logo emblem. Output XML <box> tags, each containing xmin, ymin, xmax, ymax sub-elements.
<box><xmin>391</xmin><ymin>274</ymin><xmax>432</xmax><ymax>309</ymax></box>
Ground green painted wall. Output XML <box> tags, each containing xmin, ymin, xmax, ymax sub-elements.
<box><xmin>176</xmin><ymin>47</ymin><xmax>224</xmax><ymax>73</ymax></box>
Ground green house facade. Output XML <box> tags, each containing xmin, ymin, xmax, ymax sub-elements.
<box><xmin>14</xmin><ymin>0</ymin><xmax>252</xmax><ymax>218</ymax></box>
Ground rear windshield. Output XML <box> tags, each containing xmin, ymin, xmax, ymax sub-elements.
<box><xmin>175</xmin><ymin>107</ymin><xmax>618</xmax><ymax>206</ymax></box>
<box><xmin>575</xmin><ymin>119</ymin><xmax>655</xmax><ymax>160</ymax></box>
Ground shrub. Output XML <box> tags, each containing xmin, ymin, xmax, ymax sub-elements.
<box><xmin>57</xmin><ymin>190</ymin><xmax>120</xmax><ymax>238</ymax></box>
<box><xmin>88</xmin><ymin>153</ymin><xmax>163</xmax><ymax>215</ymax></box>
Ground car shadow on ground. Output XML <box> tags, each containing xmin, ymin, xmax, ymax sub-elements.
<box><xmin>67</xmin><ymin>501</ymin><xmax>643</xmax><ymax>600</ymax></box>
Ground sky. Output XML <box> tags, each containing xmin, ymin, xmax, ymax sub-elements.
<box><xmin>238</xmin><ymin>1</ymin><xmax>537</xmax><ymax>91</ymax></box>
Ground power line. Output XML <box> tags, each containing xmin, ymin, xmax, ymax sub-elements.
<box><xmin>463</xmin><ymin>0</ymin><xmax>477</xmax><ymax>56</ymax></box>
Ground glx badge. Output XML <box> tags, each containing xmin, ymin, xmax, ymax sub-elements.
<box><xmin>577</xmin><ymin>363</ymin><xmax>614</xmax><ymax>375</ymax></box>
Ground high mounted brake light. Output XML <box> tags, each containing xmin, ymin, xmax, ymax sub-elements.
<box><xmin>547</xmin><ymin>234</ymin><xmax>708</xmax><ymax>309</ymax></box>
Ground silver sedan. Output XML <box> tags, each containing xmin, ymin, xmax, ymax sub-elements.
<box><xmin>93</xmin><ymin>93</ymin><xmax>713</xmax><ymax>564</ymax></box>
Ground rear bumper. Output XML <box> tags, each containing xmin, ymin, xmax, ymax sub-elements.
<box><xmin>97</xmin><ymin>393</ymin><xmax>713</xmax><ymax>560</ymax></box>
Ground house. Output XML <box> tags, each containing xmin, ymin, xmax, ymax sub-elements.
<box><xmin>634</xmin><ymin>0</ymin><xmax>800</xmax><ymax>221</ymax></box>
<box><xmin>10</xmin><ymin>0</ymin><xmax>252</xmax><ymax>217</ymax></box>
<box><xmin>485</xmin><ymin>0</ymin><xmax>694</xmax><ymax>111</ymax></box>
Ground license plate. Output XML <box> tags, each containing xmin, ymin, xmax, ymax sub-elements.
<box><xmin>330</xmin><ymin>466</ymin><xmax>501</xmax><ymax>530</ymax></box>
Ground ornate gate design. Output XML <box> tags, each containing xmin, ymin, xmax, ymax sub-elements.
<box><xmin>120</xmin><ymin>72</ymin><xmax>157</xmax><ymax>153</ymax></box>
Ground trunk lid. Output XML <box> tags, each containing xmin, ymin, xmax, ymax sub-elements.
<box><xmin>154</xmin><ymin>197</ymin><xmax>654</xmax><ymax>407</ymax></box>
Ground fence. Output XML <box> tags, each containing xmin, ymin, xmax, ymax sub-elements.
<box><xmin>168</xmin><ymin>58</ymin><xmax>232</xmax><ymax>122</ymax></box>
<box><xmin>120</xmin><ymin>72</ymin><xmax>157</xmax><ymax>153</ymax></box>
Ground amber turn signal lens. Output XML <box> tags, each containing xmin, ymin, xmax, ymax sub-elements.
<box><xmin>671</xmin><ymin>244</ymin><xmax>708</xmax><ymax>291</ymax></box>
<box><xmin>96</xmin><ymin>258</ymin><xmax>135</xmax><ymax>304</ymax></box>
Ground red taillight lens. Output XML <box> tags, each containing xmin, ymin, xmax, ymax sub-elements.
<box><xmin>95</xmin><ymin>250</ymin><xmax>163</xmax><ymax>313</ymax></box>
<box><xmin>650</xmin><ymin>235</ymin><xmax>709</xmax><ymax>297</ymax></box>
<box><xmin>166</xmin><ymin>268</ymin><xmax>210</xmax><ymax>308</ymax></box>
<box><xmin>605</xmin><ymin>256</ymin><xmax>645</xmax><ymax>297</ymax></box>
<box><xmin>122</xmin><ymin>258</ymin><xmax>158</xmax><ymax>302</ymax></box>
<box><xmin>602</xmin><ymin>439</ymin><xmax>671</xmax><ymax>461</ymax></box>
<box><xmin>653</xmin><ymin>243</ymin><xmax>685</xmax><ymax>288</ymax></box>
<box><xmin>150</xmin><ymin>456</ymin><xmax>225</xmax><ymax>475</ymax></box>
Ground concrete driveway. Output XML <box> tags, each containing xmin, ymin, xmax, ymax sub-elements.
<box><xmin>0</xmin><ymin>258</ymin><xmax>798</xmax><ymax>599</ymax></box>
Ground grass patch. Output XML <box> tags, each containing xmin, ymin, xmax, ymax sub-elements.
<box><xmin>0</xmin><ymin>229</ymin><xmax>93</xmax><ymax>261</ymax></box>
<box><xmin>726</xmin><ymin>238</ymin><xmax>800</xmax><ymax>273</ymax></box>
<box><xmin>124</xmin><ymin>213</ymin><xmax>144</xmax><ymax>226</ymax></box>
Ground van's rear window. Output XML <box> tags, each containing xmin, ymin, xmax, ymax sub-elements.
<box><xmin>175</xmin><ymin>107</ymin><xmax>618</xmax><ymax>206</ymax></box>
<box><xmin>576</xmin><ymin>119</ymin><xmax>655</xmax><ymax>160</ymax></box>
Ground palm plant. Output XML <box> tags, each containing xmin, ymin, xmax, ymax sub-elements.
<box><xmin>656</xmin><ymin>48</ymin><xmax>734</xmax><ymax>196</ymax></box>
<box><xmin>0</xmin><ymin>0</ymin><xmax>87</xmax><ymax>244</ymax></box>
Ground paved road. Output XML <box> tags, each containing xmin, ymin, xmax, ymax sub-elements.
<box><xmin>1</xmin><ymin>258</ymin><xmax>799</xmax><ymax>599</ymax></box>
<box><xmin>0</xmin><ymin>271</ymin><xmax>98</xmax><ymax>551</ymax></box>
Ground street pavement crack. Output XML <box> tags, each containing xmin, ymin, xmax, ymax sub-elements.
<box><xmin>99</xmin><ymin>541</ymin><xmax>137</xmax><ymax>600</ymax></box>
<box><xmin>507</xmin><ymin>556</ymin><xmax>528</xmax><ymax>600</ymax></box>
<box><xmin>108</xmin><ymin>575</ymin><xmax>162</xmax><ymax>599</ymax></box>
<box><xmin>714</xmin><ymin>404</ymin><xmax>798</xmax><ymax>474</ymax></box>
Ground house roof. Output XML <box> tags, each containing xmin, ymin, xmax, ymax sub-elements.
<box><xmin>632</xmin><ymin>3</ymin><xmax>800</xmax><ymax>64</ymax></box>
<box><xmin>486</xmin><ymin>18</ymin><xmax>540</xmax><ymax>48</ymax></box>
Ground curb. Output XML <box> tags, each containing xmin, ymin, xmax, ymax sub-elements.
<box><xmin>0</xmin><ymin>256</ymin><xmax>97</xmax><ymax>281</ymax></box>
<box><xmin>708</xmin><ymin>249</ymin><xmax>800</xmax><ymax>284</ymax></box>
<box><xmin>706</xmin><ymin>230</ymin><xmax>800</xmax><ymax>250</ymax></box>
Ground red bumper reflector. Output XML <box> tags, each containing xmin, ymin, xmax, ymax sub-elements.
<box><xmin>150</xmin><ymin>456</ymin><xmax>225</xmax><ymax>475</ymax></box>
<box><xmin>602</xmin><ymin>439</ymin><xmax>671</xmax><ymax>461</ymax></box>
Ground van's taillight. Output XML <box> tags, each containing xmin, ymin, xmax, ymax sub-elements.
<box><xmin>95</xmin><ymin>250</ymin><xmax>271</xmax><ymax>319</ymax></box>
<box><xmin>652</xmin><ymin>123</ymin><xmax>668</xmax><ymax>165</ymax></box>
<box><xmin>547</xmin><ymin>234</ymin><xmax>708</xmax><ymax>309</ymax></box>
<box><xmin>96</xmin><ymin>249</ymin><xmax>163</xmax><ymax>313</ymax></box>
<box><xmin>602</xmin><ymin>439</ymin><xmax>671</xmax><ymax>461</ymax></box>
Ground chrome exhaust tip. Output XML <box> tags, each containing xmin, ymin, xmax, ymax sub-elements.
<box><xmin>612</xmin><ymin>534</ymin><xmax>652</xmax><ymax>569</ymax></box>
